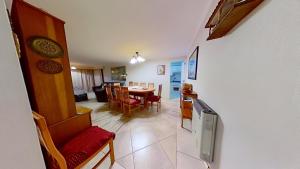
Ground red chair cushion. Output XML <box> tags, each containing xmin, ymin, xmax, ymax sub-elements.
<box><xmin>148</xmin><ymin>95</ymin><xmax>161</xmax><ymax>102</ymax></box>
<box><xmin>59</xmin><ymin>126</ymin><xmax>115</xmax><ymax>169</ymax></box>
<box><xmin>124</xmin><ymin>98</ymin><xmax>141</xmax><ymax>105</ymax></box>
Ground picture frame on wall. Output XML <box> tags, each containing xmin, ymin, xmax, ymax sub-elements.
<box><xmin>188</xmin><ymin>46</ymin><xmax>199</xmax><ymax>80</ymax></box>
<box><xmin>157</xmin><ymin>65</ymin><xmax>165</xmax><ymax>75</ymax></box>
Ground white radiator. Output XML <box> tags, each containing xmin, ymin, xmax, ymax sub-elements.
<box><xmin>192</xmin><ymin>99</ymin><xmax>218</xmax><ymax>163</ymax></box>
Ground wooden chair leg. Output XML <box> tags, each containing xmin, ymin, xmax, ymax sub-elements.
<box><xmin>109</xmin><ymin>139</ymin><xmax>115</xmax><ymax>166</ymax></box>
<box><xmin>123</xmin><ymin>104</ymin><xmax>127</xmax><ymax>115</ymax></box>
<box><xmin>181</xmin><ymin>117</ymin><xmax>183</xmax><ymax>128</ymax></box>
<box><xmin>128</xmin><ymin>105</ymin><xmax>132</xmax><ymax>116</ymax></box>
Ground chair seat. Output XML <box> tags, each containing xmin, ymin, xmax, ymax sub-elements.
<box><xmin>148</xmin><ymin>95</ymin><xmax>161</xmax><ymax>102</ymax></box>
<box><xmin>59</xmin><ymin>126</ymin><xmax>115</xmax><ymax>169</ymax></box>
<box><xmin>124</xmin><ymin>98</ymin><xmax>141</xmax><ymax>105</ymax></box>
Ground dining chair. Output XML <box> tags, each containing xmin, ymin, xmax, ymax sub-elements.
<box><xmin>148</xmin><ymin>83</ymin><xmax>154</xmax><ymax>89</ymax></box>
<box><xmin>128</xmin><ymin>81</ymin><xmax>134</xmax><ymax>86</ymax></box>
<box><xmin>121</xmin><ymin>87</ymin><xmax>141</xmax><ymax>116</ymax></box>
<box><xmin>133</xmin><ymin>82</ymin><xmax>139</xmax><ymax>86</ymax></box>
<box><xmin>148</xmin><ymin>84</ymin><xmax>162</xmax><ymax>112</ymax></box>
<box><xmin>140</xmin><ymin>82</ymin><xmax>146</xmax><ymax>88</ymax></box>
<box><xmin>106</xmin><ymin>86</ymin><xmax>120</xmax><ymax>109</ymax></box>
<box><xmin>114</xmin><ymin>87</ymin><xmax>123</xmax><ymax>110</ymax></box>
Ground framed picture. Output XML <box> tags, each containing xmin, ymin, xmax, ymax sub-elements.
<box><xmin>111</xmin><ymin>66</ymin><xmax>127</xmax><ymax>81</ymax></box>
<box><xmin>157</xmin><ymin>65</ymin><xmax>165</xmax><ymax>75</ymax></box>
<box><xmin>188</xmin><ymin>46</ymin><xmax>199</xmax><ymax>80</ymax></box>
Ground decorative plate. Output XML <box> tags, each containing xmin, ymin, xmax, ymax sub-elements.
<box><xmin>28</xmin><ymin>36</ymin><xmax>64</xmax><ymax>58</ymax></box>
<box><xmin>36</xmin><ymin>60</ymin><xmax>63</xmax><ymax>74</ymax></box>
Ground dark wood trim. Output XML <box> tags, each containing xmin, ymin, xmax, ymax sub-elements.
<box><xmin>101</xmin><ymin>69</ymin><xmax>105</xmax><ymax>83</ymax></box>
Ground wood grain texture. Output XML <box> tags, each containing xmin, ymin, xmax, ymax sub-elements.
<box><xmin>48</xmin><ymin>112</ymin><xmax>91</xmax><ymax>147</ymax></box>
<box><xmin>11</xmin><ymin>0</ymin><xmax>76</xmax><ymax>125</ymax></box>
<box><xmin>206</xmin><ymin>0</ymin><xmax>264</xmax><ymax>40</ymax></box>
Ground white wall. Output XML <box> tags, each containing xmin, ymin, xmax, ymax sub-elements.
<box><xmin>4</xmin><ymin>0</ymin><xmax>11</xmax><ymax>10</ymax></box>
<box><xmin>186</xmin><ymin>0</ymin><xmax>300</xmax><ymax>169</ymax></box>
<box><xmin>103</xmin><ymin>66</ymin><xmax>113</xmax><ymax>82</ymax></box>
<box><xmin>0</xmin><ymin>1</ymin><xmax>46</xmax><ymax>168</ymax></box>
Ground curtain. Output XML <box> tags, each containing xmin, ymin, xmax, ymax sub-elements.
<box><xmin>71</xmin><ymin>69</ymin><xmax>97</xmax><ymax>92</ymax></box>
<box><xmin>93</xmin><ymin>69</ymin><xmax>104</xmax><ymax>86</ymax></box>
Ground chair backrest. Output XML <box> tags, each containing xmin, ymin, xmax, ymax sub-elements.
<box><xmin>114</xmin><ymin>83</ymin><xmax>121</xmax><ymax>86</ymax></box>
<box><xmin>32</xmin><ymin>112</ymin><xmax>67</xmax><ymax>169</ymax></box>
<box><xmin>128</xmin><ymin>81</ymin><xmax>134</xmax><ymax>86</ymax></box>
<box><xmin>121</xmin><ymin>87</ymin><xmax>129</xmax><ymax>100</ymax></box>
<box><xmin>182</xmin><ymin>83</ymin><xmax>193</xmax><ymax>93</ymax></box>
<box><xmin>106</xmin><ymin>86</ymin><xmax>113</xmax><ymax>100</ymax></box>
<box><xmin>158</xmin><ymin>84</ymin><xmax>162</xmax><ymax>97</ymax></box>
<box><xmin>115</xmin><ymin>87</ymin><xmax>122</xmax><ymax>101</ymax></box>
<box><xmin>140</xmin><ymin>82</ymin><xmax>146</xmax><ymax>88</ymax></box>
<box><xmin>133</xmin><ymin>82</ymin><xmax>139</xmax><ymax>86</ymax></box>
<box><xmin>148</xmin><ymin>83</ymin><xmax>154</xmax><ymax>89</ymax></box>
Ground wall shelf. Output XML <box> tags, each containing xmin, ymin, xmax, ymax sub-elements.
<box><xmin>205</xmin><ymin>0</ymin><xmax>264</xmax><ymax>40</ymax></box>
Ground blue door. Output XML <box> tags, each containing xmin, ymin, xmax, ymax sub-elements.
<box><xmin>170</xmin><ymin>61</ymin><xmax>183</xmax><ymax>99</ymax></box>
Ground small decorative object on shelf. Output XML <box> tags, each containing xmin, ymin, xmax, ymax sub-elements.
<box><xmin>205</xmin><ymin>0</ymin><xmax>264</xmax><ymax>40</ymax></box>
<box><xmin>27</xmin><ymin>36</ymin><xmax>64</xmax><ymax>58</ymax></box>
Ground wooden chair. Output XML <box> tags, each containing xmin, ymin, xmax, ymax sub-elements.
<box><xmin>121</xmin><ymin>87</ymin><xmax>141</xmax><ymax>116</ymax></box>
<box><xmin>180</xmin><ymin>83</ymin><xmax>197</xmax><ymax>129</ymax></box>
<box><xmin>114</xmin><ymin>87</ymin><xmax>123</xmax><ymax>110</ymax></box>
<box><xmin>148</xmin><ymin>84</ymin><xmax>162</xmax><ymax>112</ymax></box>
<box><xmin>148</xmin><ymin>83</ymin><xmax>154</xmax><ymax>89</ymax></box>
<box><xmin>133</xmin><ymin>82</ymin><xmax>139</xmax><ymax>86</ymax></box>
<box><xmin>106</xmin><ymin>86</ymin><xmax>121</xmax><ymax>109</ymax></box>
<box><xmin>180</xmin><ymin>97</ymin><xmax>193</xmax><ymax>129</ymax></box>
<box><xmin>128</xmin><ymin>81</ymin><xmax>134</xmax><ymax>86</ymax></box>
<box><xmin>140</xmin><ymin>82</ymin><xmax>146</xmax><ymax>88</ymax></box>
<box><xmin>32</xmin><ymin>112</ymin><xmax>115</xmax><ymax>169</ymax></box>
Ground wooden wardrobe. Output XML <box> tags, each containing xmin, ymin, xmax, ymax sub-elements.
<box><xmin>11</xmin><ymin>0</ymin><xmax>91</xmax><ymax>146</ymax></box>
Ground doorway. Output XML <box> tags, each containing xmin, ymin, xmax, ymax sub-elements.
<box><xmin>170</xmin><ymin>61</ymin><xmax>183</xmax><ymax>99</ymax></box>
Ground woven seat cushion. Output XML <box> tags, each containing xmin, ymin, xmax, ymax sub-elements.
<box><xmin>59</xmin><ymin>126</ymin><xmax>115</xmax><ymax>169</ymax></box>
<box><xmin>148</xmin><ymin>95</ymin><xmax>161</xmax><ymax>102</ymax></box>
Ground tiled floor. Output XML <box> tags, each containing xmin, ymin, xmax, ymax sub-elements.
<box><xmin>77</xmin><ymin>98</ymin><xmax>206</xmax><ymax>169</ymax></box>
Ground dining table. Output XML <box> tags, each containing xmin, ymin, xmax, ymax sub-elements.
<box><xmin>128</xmin><ymin>86</ymin><xmax>155</xmax><ymax>108</ymax></box>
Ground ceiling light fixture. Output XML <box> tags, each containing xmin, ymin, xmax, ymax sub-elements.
<box><xmin>130</xmin><ymin>52</ymin><xmax>145</xmax><ymax>64</ymax></box>
<box><xmin>71</xmin><ymin>66</ymin><xmax>77</xmax><ymax>70</ymax></box>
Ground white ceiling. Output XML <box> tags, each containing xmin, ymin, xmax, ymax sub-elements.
<box><xmin>24</xmin><ymin>0</ymin><xmax>211</xmax><ymax>65</ymax></box>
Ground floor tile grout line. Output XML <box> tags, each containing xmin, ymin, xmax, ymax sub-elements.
<box><xmin>129</xmin><ymin>127</ymin><xmax>136</xmax><ymax>169</ymax></box>
<box><xmin>115</xmin><ymin>154</ymin><xmax>130</xmax><ymax>169</ymax></box>
<box><xmin>158</xmin><ymin>135</ymin><xmax>176</xmax><ymax>168</ymax></box>
<box><xmin>115</xmin><ymin>152</ymin><xmax>132</xmax><ymax>161</ymax></box>
<box><xmin>130</xmin><ymin>132</ymin><xmax>177</xmax><ymax>154</ymax></box>
<box><xmin>177</xmin><ymin>150</ymin><xmax>202</xmax><ymax>161</ymax></box>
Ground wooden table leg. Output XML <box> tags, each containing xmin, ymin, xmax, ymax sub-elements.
<box><xmin>144</xmin><ymin>93</ymin><xmax>149</xmax><ymax>109</ymax></box>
